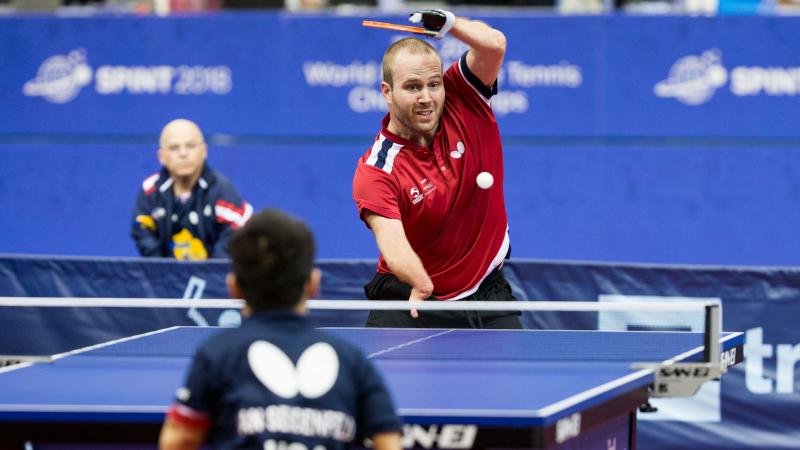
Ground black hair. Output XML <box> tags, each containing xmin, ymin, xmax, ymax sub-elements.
<box><xmin>228</xmin><ymin>209</ymin><xmax>316</xmax><ymax>310</ymax></box>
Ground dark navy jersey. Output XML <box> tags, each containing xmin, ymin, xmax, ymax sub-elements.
<box><xmin>168</xmin><ymin>310</ymin><xmax>402</xmax><ymax>450</ymax></box>
<box><xmin>131</xmin><ymin>163</ymin><xmax>252</xmax><ymax>259</ymax></box>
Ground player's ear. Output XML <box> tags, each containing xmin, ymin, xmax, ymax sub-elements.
<box><xmin>157</xmin><ymin>147</ymin><xmax>166</xmax><ymax>165</ymax></box>
<box><xmin>226</xmin><ymin>272</ymin><xmax>243</xmax><ymax>300</ymax></box>
<box><xmin>305</xmin><ymin>268</ymin><xmax>321</xmax><ymax>300</ymax></box>
<box><xmin>381</xmin><ymin>81</ymin><xmax>392</xmax><ymax>102</ymax></box>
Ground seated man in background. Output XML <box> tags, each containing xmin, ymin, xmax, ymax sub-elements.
<box><xmin>159</xmin><ymin>209</ymin><xmax>403</xmax><ymax>450</ymax></box>
<box><xmin>132</xmin><ymin>118</ymin><xmax>252</xmax><ymax>260</ymax></box>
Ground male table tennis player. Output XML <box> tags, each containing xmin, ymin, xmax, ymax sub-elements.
<box><xmin>159</xmin><ymin>209</ymin><xmax>403</xmax><ymax>450</ymax></box>
<box><xmin>353</xmin><ymin>10</ymin><xmax>522</xmax><ymax>329</ymax></box>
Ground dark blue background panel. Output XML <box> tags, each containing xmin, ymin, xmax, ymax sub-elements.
<box><xmin>3</xmin><ymin>15</ymin><xmax>800</xmax><ymax>137</ymax></box>
<box><xmin>1</xmin><ymin>141</ymin><xmax>798</xmax><ymax>265</ymax></box>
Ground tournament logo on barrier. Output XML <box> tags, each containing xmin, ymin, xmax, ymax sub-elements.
<box><xmin>23</xmin><ymin>48</ymin><xmax>233</xmax><ymax>104</ymax></box>
<box><xmin>654</xmin><ymin>49</ymin><xmax>727</xmax><ymax>106</ymax></box>
<box><xmin>745</xmin><ymin>327</ymin><xmax>797</xmax><ymax>395</ymax></box>
<box><xmin>23</xmin><ymin>49</ymin><xmax>93</xmax><ymax>104</ymax></box>
<box><xmin>183</xmin><ymin>275</ymin><xmax>241</xmax><ymax>328</ymax></box>
<box><xmin>655</xmin><ymin>48</ymin><xmax>800</xmax><ymax>105</ymax></box>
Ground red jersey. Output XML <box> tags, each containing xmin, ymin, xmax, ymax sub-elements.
<box><xmin>353</xmin><ymin>53</ymin><xmax>510</xmax><ymax>300</ymax></box>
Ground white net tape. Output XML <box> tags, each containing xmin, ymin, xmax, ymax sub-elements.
<box><xmin>0</xmin><ymin>297</ymin><xmax>717</xmax><ymax>311</ymax></box>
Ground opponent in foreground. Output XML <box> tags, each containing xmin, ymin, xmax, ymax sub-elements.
<box><xmin>352</xmin><ymin>10</ymin><xmax>522</xmax><ymax>328</ymax></box>
<box><xmin>159</xmin><ymin>209</ymin><xmax>402</xmax><ymax>450</ymax></box>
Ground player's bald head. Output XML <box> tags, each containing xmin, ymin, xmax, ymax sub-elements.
<box><xmin>157</xmin><ymin>118</ymin><xmax>208</xmax><ymax>180</ymax></box>
<box><xmin>382</xmin><ymin>38</ymin><xmax>442</xmax><ymax>87</ymax></box>
<box><xmin>159</xmin><ymin>119</ymin><xmax>205</xmax><ymax>148</ymax></box>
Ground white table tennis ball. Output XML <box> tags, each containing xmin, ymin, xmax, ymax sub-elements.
<box><xmin>476</xmin><ymin>171</ymin><xmax>494</xmax><ymax>189</ymax></box>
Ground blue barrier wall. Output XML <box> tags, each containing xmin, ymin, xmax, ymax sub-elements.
<box><xmin>3</xmin><ymin>15</ymin><xmax>800</xmax><ymax>137</ymax></box>
<box><xmin>2</xmin><ymin>141</ymin><xmax>799</xmax><ymax>264</ymax></box>
<box><xmin>1</xmin><ymin>255</ymin><xmax>798</xmax><ymax>449</ymax></box>
<box><xmin>2</xmin><ymin>13</ymin><xmax>800</xmax><ymax>264</ymax></box>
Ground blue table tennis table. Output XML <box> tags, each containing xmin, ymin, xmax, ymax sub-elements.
<box><xmin>0</xmin><ymin>327</ymin><xmax>744</xmax><ymax>450</ymax></box>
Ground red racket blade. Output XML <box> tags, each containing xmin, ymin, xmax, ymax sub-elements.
<box><xmin>362</xmin><ymin>20</ymin><xmax>436</xmax><ymax>37</ymax></box>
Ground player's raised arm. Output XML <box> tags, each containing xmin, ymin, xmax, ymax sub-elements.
<box><xmin>409</xmin><ymin>10</ymin><xmax>506</xmax><ymax>87</ymax></box>
<box><xmin>365</xmin><ymin>213</ymin><xmax>433</xmax><ymax>318</ymax></box>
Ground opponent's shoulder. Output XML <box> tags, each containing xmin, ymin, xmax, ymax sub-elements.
<box><xmin>180</xmin><ymin>328</ymin><xmax>241</xmax><ymax>374</ymax></box>
<box><xmin>195</xmin><ymin>326</ymin><xmax>246</xmax><ymax>354</ymax></box>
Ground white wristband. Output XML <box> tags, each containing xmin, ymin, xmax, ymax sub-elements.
<box><xmin>409</xmin><ymin>9</ymin><xmax>456</xmax><ymax>39</ymax></box>
<box><xmin>436</xmin><ymin>9</ymin><xmax>456</xmax><ymax>39</ymax></box>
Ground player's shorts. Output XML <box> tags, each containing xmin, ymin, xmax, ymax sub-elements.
<box><xmin>364</xmin><ymin>267</ymin><xmax>523</xmax><ymax>329</ymax></box>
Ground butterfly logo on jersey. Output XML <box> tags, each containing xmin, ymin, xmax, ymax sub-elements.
<box><xmin>449</xmin><ymin>141</ymin><xmax>465</xmax><ymax>159</ymax></box>
<box><xmin>248</xmin><ymin>341</ymin><xmax>339</xmax><ymax>399</ymax></box>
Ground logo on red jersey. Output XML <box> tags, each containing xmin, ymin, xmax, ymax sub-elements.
<box><xmin>410</xmin><ymin>187</ymin><xmax>423</xmax><ymax>205</ymax></box>
<box><xmin>409</xmin><ymin>179</ymin><xmax>438</xmax><ymax>206</ymax></box>
<box><xmin>449</xmin><ymin>141</ymin><xmax>465</xmax><ymax>159</ymax></box>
